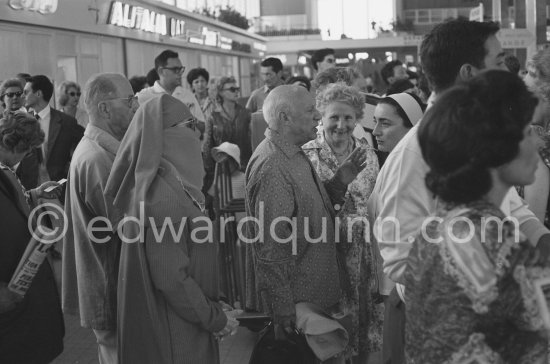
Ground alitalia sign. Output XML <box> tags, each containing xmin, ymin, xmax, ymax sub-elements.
<box><xmin>108</xmin><ymin>1</ymin><xmax>185</xmax><ymax>37</ymax></box>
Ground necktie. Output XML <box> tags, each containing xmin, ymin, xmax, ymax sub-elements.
<box><xmin>35</xmin><ymin>113</ymin><xmax>47</xmax><ymax>159</ymax></box>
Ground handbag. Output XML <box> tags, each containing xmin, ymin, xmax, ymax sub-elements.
<box><xmin>248</xmin><ymin>321</ymin><xmax>316</xmax><ymax>364</ymax></box>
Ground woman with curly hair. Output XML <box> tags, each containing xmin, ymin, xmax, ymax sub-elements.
<box><xmin>57</xmin><ymin>80</ymin><xmax>89</xmax><ymax>128</ymax></box>
<box><xmin>0</xmin><ymin>78</ymin><xmax>25</xmax><ymax>113</ymax></box>
<box><xmin>0</xmin><ymin>111</ymin><xmax>65</xmax><ymax>363</ymax></box>
<box><xmin>405</xmin><ymin>70</ymin><xmax>549</xmax><ymax>363</ymax></box>
<box><xmin>187</xmin><ymin>67</ymin><xmax>216</xmax><ymax>123</ymax></box>
<box><xmin>518</xmin><ymin>47</ymin><xmax>550</xmax><ymax>227</ymax></box>
<box><xmin>303</xmin><ymin>82</ymin><xmax>382</xmax><ymax>363</ymax></box>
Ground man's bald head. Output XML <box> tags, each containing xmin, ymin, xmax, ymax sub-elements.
<box><xmin>84</xmin><ymin>73</ymin><xmax>129</xmax><ymax>117</ymax></box>
<box><xmin>263</xmin><ymin>85</ymin><xmax>310</xmax><ymax>130</ymax></box>
<box><xmin>263</xmin><ymin>85</ymin><xmax>321</xmax><ymax>146</ymax></box>
<box><xmin>83</xmin><ymin>73</ymin><xmax>137</xmax><ymax>140</ymax></box>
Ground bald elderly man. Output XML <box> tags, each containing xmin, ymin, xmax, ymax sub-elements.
<box><xmin>63</xmin><ymin>73</ymin><xmax>139</xmax><ymax>364</ymax></box>
<box><xmin>244</xmin><ymin>85</ymin><xmax>367</xmax><ymax>339</ymax></box>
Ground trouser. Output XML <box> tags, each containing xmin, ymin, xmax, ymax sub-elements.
<box><xmin>382</xmin><ymin>288</ymin><xmax>405</xmax><ymax>364</ymax></box>
<box><xmin>93</xmin><ymin>329</ymin><xmax>118</xmax><ymax>364</ymax></box>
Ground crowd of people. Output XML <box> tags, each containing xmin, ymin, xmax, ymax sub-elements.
<box><xmin>1</xmin><ymin>16</ymin><xmax>550</xmax><ymax>364</ymax></box>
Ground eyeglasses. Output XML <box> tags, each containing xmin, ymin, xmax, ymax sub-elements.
<box><xmin>2</xmin><ymin>91</ymin><xmax>23</xmax><ymax>98</ymax></box>
<box><xmin>100</xmin><ymin>95</ymin><xmax>138</xmax><ymax>108</ymax></box>
<box><xmin>223</xmin><ymin>87</ymin><xmax>240</xmax><ymax>93</ymax></box>
<box><xmin>177</xmin><ymin>116</ymin><xmax>198</xmax><ymax>131</ymax></box>
<box><xmin>68</xmin><ymin>92</ymin><xmax>81</xmax><ymax>97</ymax></box>
<box><xmin>162</xmin><ymin>66</ymin><xmax>185</xmax><ymax>74</ymax></box>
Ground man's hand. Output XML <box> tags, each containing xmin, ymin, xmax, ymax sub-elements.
<box><xmin>333</xmin><ymin>147</ymin><xmax>368</xmax><ymax>186</ymax></box>
<box><xmin>273</xmin><ymin>314</ymin><xmax>295</xmax><ymax>340</ymax></box>
<box><xmin>35</xmin><ymin>181</ymin><xmax>63</xmax><ymax>200</ymax></box>
<box><xmin>0</xmin><ymin>282</ymin><xmax>22</xmax><ymax>314</ymax></box>
<box><xmin>214</xmin><ymin>308</ymin><xmax>242</xmax><ymax>340</ymax></box>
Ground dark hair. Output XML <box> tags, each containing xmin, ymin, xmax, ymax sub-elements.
<box><xmin>129</xmin><ymin>76</ymin><xmax>148</xmax><ymax>94</ymax></box>
<box><xmin>16</xmin><ymin>73</ymin><xmax>31</xmax><ymax>83</ymax></box>
<box><xmin>418</xmin><ymin>70</ymin><xmax>537</xmax><ymax>205</ymax></box>
<box><xmin>146</xmin><ymin>68</ymin><xmax>159</xmax><ymax>87</ymax></box>
<box><xmin>504</xmin><ymin>54</ymin><xmax>520</xmax><ymax>74</ymax></box>
<box><xmin>417</xmin><ymin>72</ymin><xmax>431</xmax><ymax>100</ymax></box>
<box><xmin>57</xmin><ymin>81</ymin><xmax>81</xmax><ymax>107</ymax></box>
<box><xmin>386</xmin><ymin>79</ymin><xmax>415</xmax><ymax>95</ymax></box>
<box><xmin>0</xmin><ymin>78</ymin><xmax>24</xmax><ymax>108</ymax></box>
<box><xmin>286</xmin><ymin>76</ymin><xmax>311</xmax><ymax>91</ymax></box>
<box><xmin>420</xmin><ymin>19</ymin><xmax>500</xmax><ymax>93</ymax></box>
<box><xmin>154</xmin><ymin>49</ymin><xmax>179</xmax><ymax>70</ymax></box>
<box><xmin>377</xmin><ymin>92</ymin><xmax>426</xmax><ymax>128</ymax></box>
<box><xmin>381</xmin><ymin>60</ymin><xmax>404</xmax><ymax>85</ymax></box>
<box><xmin>0</xmin><ymin>111</ymin><xmax>45</xmax><ymax>154</ymax></box>
<box><xmin>311</xmin><ymin>48</ymin><xmax>335</xmax><ymax>71</ymax></box>
<box><xmin>260</xmin><ymin>57</ymin><xmax>283</xmax><ymax>73</ymax></box>
<box><xmin>186</xmin><ymin>67</ymin><xmax>210</xmax><ymax>86</ymax></box>
<box><xmin>407</xmin><ymin>70</ymin><xmax>418</xmax><ymax>80</ymax></box>
<box><xmin>28</xmin><ymin>75</ymin><xmax>54</xmax><ymax>102</ymax></box>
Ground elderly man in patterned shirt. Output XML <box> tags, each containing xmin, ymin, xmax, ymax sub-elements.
<box><xmin>245</xmin><ymin>85</ymin><xmax>367</xmax><ymax>339</ymax></box>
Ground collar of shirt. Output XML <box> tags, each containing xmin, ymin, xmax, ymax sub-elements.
<box><xmin>152</xmin><ymin>81</ymin><xmax>193</xmax><ymax>99</ymax></box>
<box><xmin>84</xmin><ymin>124</ymin><xmax>120</xmax><ymax>156</ymax></box>
<box><xmin>37</xmin><ymin>105</ymin><xmax>51</xmax><ymax>120</ymax></box>
<box><xmin>264</xmin><ymin>128</ymin><xmax>303</xmax><ymax>159</ymax></box>
<box><xmin>152</xmin><ymin>80</ymin><xmax>170</xmax><ymax>95</ymax></box>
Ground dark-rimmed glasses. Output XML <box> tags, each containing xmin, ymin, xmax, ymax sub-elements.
<box><xmin>68</xmin><ymin>92</ymin><xmax>81</xmax><ymax>97</ymax></box>
<box><xmin>162</xmin><ymin>66</ymin><xmax>185</xmax><ymax>74</ymax></box>
<box><xmin>99</xmin><ymin>95</ymin><xmax>138</xmax><ymax>108</ymax></box>
<box><xmin>177</xmin><ymin>116</ymin><xmax>198</xmax><ymax>131</ymax></box>
<box><xmin>223</xmin><ymin>87</ymin><xmax>240</xmax><ymax>93</ymax></box>
<box><xmin>2</xmin><ymin>91</ymin><xmax>23</xmax><ymax>99</ymax></box>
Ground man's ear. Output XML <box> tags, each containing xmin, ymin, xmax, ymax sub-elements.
<box><xmin>458</xmin><ymin>64</ymin><xmax>477</xmax><ymax>82</ymax></box>
<box><xmin>97</xmin><ymin>101</ymin><xmax>110</xmax><ymax>118</ymax></box>
<box><xmin>279</xmin><ymin>110</ymin><xmax>290</xmax><ymax>125</ymax></box>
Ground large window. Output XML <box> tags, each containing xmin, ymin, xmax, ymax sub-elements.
<box><xmin>405</xmin><ymin>8</ymin><xmax>465</xmax><ymax>25</ymax></box>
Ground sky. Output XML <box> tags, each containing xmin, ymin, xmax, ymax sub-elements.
<box><xmin>317</xmin><ymin>0</ymin><xmax>394</xmax><ymax>40</ymax></box>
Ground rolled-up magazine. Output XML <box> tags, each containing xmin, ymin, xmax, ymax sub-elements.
<box><xmin>8</xmin><ymin>227</ymin><xmax>53</xmax><ymax>297</ymax></box>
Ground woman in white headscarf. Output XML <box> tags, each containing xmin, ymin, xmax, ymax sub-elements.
<box><xmin>105</xmin><ymin>94</ymin><xmax>234</xmax><ymax>364</ymax></box>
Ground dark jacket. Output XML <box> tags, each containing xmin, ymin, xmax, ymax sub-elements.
<box><xmin>17</xmin><ymin>108</ymin><xmax>84</xmax><ymax>189</ymax></box>
<box><xmin>0</xmin><ymin>168</ymin><xmax>64</xmax><ymax>363</ymax></box>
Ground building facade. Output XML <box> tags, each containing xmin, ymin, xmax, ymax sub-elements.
<box><xmin>0</xmin><ymin>0</ymin><xmax>267</xmax><ymax>97</ymax></box>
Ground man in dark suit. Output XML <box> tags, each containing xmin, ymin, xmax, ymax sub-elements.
<box><xmin>18</xmin><ymin>75</ymin><xmax>84</xmax><ymax>190</ymax></box>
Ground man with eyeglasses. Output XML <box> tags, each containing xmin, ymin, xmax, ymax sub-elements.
<box><xmin>17</xmin><ymin>75</ymin><xmax>84</xmax><ymax>190</ymax></box>
<box><xmin>63</xmin><ymin>73</ymin><xmax>139</xmax><ymax>364</ymax></box>
<box><xmin>137</xmin><ymin>49</ymin><xmax>205</xmax><ymax>135</ymax></box>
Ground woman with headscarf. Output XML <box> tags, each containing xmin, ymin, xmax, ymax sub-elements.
<box><xmin>372</xmin><ymin>92</ymin><xmax>425</xmax><ymax>154</ymax></box>
<box><xmin>302</xmin><ymin>82</ymin><xmax>381</xmax><ymax>363</ymax></box>
<box><xmin>105</xmin><ymin>94</ymin><xmax>235</xmax><ymax>364</ymax></box>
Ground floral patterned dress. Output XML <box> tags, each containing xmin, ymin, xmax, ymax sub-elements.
<box><xmin>303</xmin><ymin>132</ymin><xmax>383</xmax><ymax>359</ymax></box>
<box><xmin>517</xmin><ymin>125</ymin><xmax>550</xmax><ymax>227</ymax></box>
<box><xmin>404</xmin><ymin>201</ymin><xmax>550</xmax><ymax>364</ymax></box>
